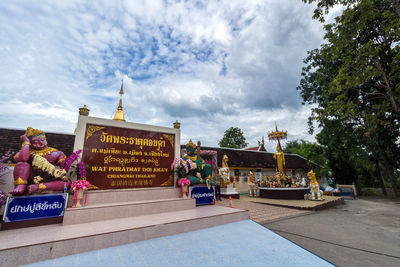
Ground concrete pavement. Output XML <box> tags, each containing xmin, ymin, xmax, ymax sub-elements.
<box><xmin>215</xmin><ymin>196</ymin><xmax>311</xmax><ymax>223</ymax></box>
<box><xmin>262</xmin><ymin>197</ymin><xmax>400</xmax><ymax>267</ymax></box>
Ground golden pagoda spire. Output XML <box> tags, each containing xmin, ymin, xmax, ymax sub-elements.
<box><xmin>113</xmin><ymin>80</ymin><xmax>126</xmax><ymax>121</ymax></box>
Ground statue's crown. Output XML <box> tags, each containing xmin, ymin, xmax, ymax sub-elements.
<box><xmin>307</xmin><ymin>170</ymin><xmax>316</xmax><ymax>180</ymax></box>
<box><xmin>186</xmin><ymin>139</ymin><xmax>196</xmax><ymax>149</ymax></box>
<box><xmin>26</xmin><ymin>127</ymin><xmax>45</xmax><ymax>137</ymax></box>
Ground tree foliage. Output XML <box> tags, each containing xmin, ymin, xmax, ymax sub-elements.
<box><xmin>219</xmin><ymin>127</ymin><xmax>248</xmax><ymax>149</ymax></box>
<box><xmin>284</xmin><ymin>140</ymin><xmax>330</xmax><ymax>177</ymax></box>
<box><xmin>300</xmin><ymin>0</ymin><xmax>400</xmax><ymax>195</ymax></box>
<box><xmin>303</xmin><ymin>0</ymin><xmax>400</xmax><ymax>22</ymax></box>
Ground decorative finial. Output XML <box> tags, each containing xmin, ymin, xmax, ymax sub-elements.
<box><xmin>186</xmin><ymin>139</ymin><xmax>196</xmax><ymax>148</ymax></box>
<box><xmin>173</xmin><ymin>120</ymin><xmax>181</xmax><ymax>129</ymax></box>
<box><xmin>113</xmin><ymin>79</ymin><xmax>126</xmax><ymax>121</ymax></box>
<box><xmin>120</xmin><ymin>79</ymin><xmax>124</xmax><ymax>95</ymax></box>
<box><xmin>268</xmin><ymin>123</ymin><xmax>287</xmax><ymax>141</ymax></box>
<box><xmin>258</xmin><ymin>136</ymin><xmax>267</xmax><ymax>151</ymax></box>
<box><xmin>79</xmin><ymin>105</ymin><xmax>90</xmax><ymax>116</ymax></box>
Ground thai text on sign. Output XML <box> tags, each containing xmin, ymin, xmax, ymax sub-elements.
<box><xmin>82</xmin><ymin>124</ymin><xmax>175</xmax><ymax>189</ymax></box>
<box><xmin>3</xmin><ymin>194</ymin><xmax>68</xmax><ymax>223</ymax></box>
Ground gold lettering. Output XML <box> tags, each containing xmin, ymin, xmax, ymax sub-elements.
<box><xmin>120</xmin><ymin>136</ymin><xmax>126</xmax><ymax>144</ymax></box>
<box><xmin>100</xmin><ymin>132</ymin><xmax>107</xmax><ymax>142</ymax></box>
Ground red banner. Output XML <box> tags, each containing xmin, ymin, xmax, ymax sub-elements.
<box><xmin>82</xmin><ymin>124</ymin><xmax>175</xmax><ymax>189</ymax></box>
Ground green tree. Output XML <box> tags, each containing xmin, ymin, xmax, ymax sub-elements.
<box><xmin>283</xmin><ymin>140</ymin><xmax>330</xmax><ymax>178</ymax></box>
<box><xmin>303</xmin><ymin>0</ymin><xmax>400</xmax><ymax>22</ymax></box>
<box><xmin>299</xmin><ymin>0</ymin><xmax>400</xmax><ymax>195</ymax></box>
<box><xmin>219</xmin><ymin>127</ymin><xmax>248</xmax><ymax>149</ymax></box>
<box><xmin>315</xmin><ymin>119</ymin><xmax>372</xmax><ymax>186</ymax></box>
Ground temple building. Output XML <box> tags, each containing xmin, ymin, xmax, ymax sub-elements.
<box><xmin>0</xmin><ymin>85</ymin><xmax>312</xmax><ymax>194</ymax></box>
<box><xmin>0</xmin><ymin>128</ymin><xmax>312</xmax><ymax>194</ymax></box>
<box><xmin>182</xmin><ymin>145</ymin><xmax>311</xmax><ymax>193</ymax></box>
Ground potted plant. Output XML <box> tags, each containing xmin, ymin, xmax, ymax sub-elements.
<box><xmin>177</xmin><ymin>178</ymin><xmax>190</xmax><ymax>198</ymax></box>
<box><xmin>71</xmin><ymin>179</ymin><xmax>90</xmax><ymax>208</ymax></box>
<box><xmin>61</xmin><ymin>150</ymin><xmax>90</xmax><ymax>208</ymax></box>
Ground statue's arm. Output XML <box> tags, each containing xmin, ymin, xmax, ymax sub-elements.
<box><xmin>15</xmin><ymin>135</ymin><xmax>30</xmax><ymax>162</ymax></box>
<box><xmin>55</xmin><ymin>151</ymin><xmax>67</xmax><ymax>165</ymax></box>
<box><xmin>54</xmin><ymin>150</ymin><xmax>67</xmax><ymax>180</ymax></box>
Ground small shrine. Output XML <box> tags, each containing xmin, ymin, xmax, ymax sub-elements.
<box><xmin>257</xmin><ymin>123</ymin><xmax>310</xmax><ymax>199</ymax></box>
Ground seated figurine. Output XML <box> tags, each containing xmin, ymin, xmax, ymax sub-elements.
<box><xmin>181</xmin><ymin>140</ymin><xmax>212</xmax><ymax>186</ymax></box>
<box><xmin>248</xmin><ymin>171</ymin><xmax>257</xmax><ymax>197</ymax></box>
<box><xmin>10</xmin><ymin>127</ymin><xmax>71</xmax><ymax>195</ymax></box>
<box><xmin>218</xmin><ymin>167</ymin><xmax>230</xmax><ymax>184</ymax></box>
<box><xmin>308</xmin><ymin>170</ymin><xmax>323</xmax><ymax>200</ymax></box>
<box><xmin>218</xmin><ymin>154</ymin><xmax>236</xmax><ymax>188</ymax></box>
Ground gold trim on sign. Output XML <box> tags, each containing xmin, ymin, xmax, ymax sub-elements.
<box><xmin>160</xmin><ymin>174</ymin><xmax>174</xmax><ymax>186</ymax></box>
<box><xmin>89</xmin><ymin>184</ymin><xmax>100</xmax><ymax>190</ymax></box>
<box><xmin>162</xmin><ymin>134</ymin><xmax>174</xmax><ymax>147</ymax></box>
<box><xmin>86</xmin><ymin>125</ymin><xmax>105</xmax><ymax>140</ymax></box>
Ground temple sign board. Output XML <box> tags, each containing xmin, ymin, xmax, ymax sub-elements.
<box><xmin>74</xmin><ymin>116</ymin><xmax>180</xmax><ymax>190</ymax></box>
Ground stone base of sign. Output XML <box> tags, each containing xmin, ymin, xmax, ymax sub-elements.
<box><xmin>221</xmin><ymin>192</ymin><xmax>240</xmax><ymax>199</ymax></box>
<box><xmin>221</xmin><ymin>184</ymin><xmax>240</xmax><ymax>199</ymax></box>
<box><xmin>221</xmin><ymin>186</ymin><xmax>238</xmax><ymax>194</ymax></box>
<box><xmin>63</xmin><ymin>187</ymin><xmax>194</xmax><ymax>225</ymax></box>
<box><xmin>1</xmin><ymin>217</ymin><xmax>63</xmax><ymax>231</ymax></box>
<box><xmin>0</xmin><ymin>187</ymin><xmax>249</xmax><ymax>266</ymax></box>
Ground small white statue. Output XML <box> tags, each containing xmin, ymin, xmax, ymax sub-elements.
<box><xmin>248</xmin><ymin>171</ymin><xmax>257</xmax><ymax>197</ymax></box>
<box><xmin>218</xmin><ymin>167</ymin><xmax>230</xmax><ymax>183</ymax></box>
<box><xmin>219</xmin><ymin>154</ymin><xmax>234</xmax><ymax>187</ymax></box>
<box><xmin>301</xmin><ymin>177</ymin><xmax>307</xmax><ymax>187</ymax></box>
<box><xmin>308</xmin><ymin>170</ymin><xmax>323</xmax><ymax>200</ymax></box>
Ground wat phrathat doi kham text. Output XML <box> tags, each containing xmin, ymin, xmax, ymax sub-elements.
<box><xmin>82</xmin><ymin>124</ymin><xmax>175</xmax><ymax>189</ymax></box>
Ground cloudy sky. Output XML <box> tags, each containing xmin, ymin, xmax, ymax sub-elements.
<box><xmin>0</xmin><ymin>0</ymin><xmax>342</xmax><ymax>151</ymax></box>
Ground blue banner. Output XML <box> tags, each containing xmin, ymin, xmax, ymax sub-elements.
<box><xmin>3</xmin><ymin>193</ymin><xmax>68</xmax><ymax>223</ymax></box>
<box><xmin>190</xmin><ymin>185</ymin><xmax>214</xmax><ymax>206</ymax></box>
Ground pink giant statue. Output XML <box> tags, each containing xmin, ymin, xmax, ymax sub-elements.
<box><xmin>10</xmin><ymin>127</ymin><xmax>71</xmax><ymax>195</ymax></box>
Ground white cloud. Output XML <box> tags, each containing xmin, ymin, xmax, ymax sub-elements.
<box><xmin>0</xmin><ymin>0</ymin><xmax>336</xmax><ymax>150</ymax></box>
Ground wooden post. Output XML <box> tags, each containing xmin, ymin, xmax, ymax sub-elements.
<box><xmin>196</xmin><ymin>141</ymin><xmax>201</xmax><ymax>161</ymax></box>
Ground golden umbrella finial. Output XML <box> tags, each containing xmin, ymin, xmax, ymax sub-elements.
<box><xmin>268</xmin><ymin>122</ymin><xmax>287</xmax><ymax>141</ymax></box>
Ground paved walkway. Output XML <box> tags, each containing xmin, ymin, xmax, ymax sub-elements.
<box><xmin>23</xmin><ymin>220</ymin><xmax>334</xmax><ymax>267</ymax></box>
<box><xmin>215</xmin><ymin>196</ymin><xmax>311</xmax><ymax>223</ymax></box>
<box><xmin>263</xmin><ymin>197</ymin><xmax>400</xmax><ymax>267</ymax></box>
<box><xmin>242</xmin><ymin>195</ymin><xmax>344</xmax><ymax>210</ymax></box>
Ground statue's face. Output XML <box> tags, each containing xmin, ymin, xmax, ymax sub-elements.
<box><xmin>30</xmin><ymin>134</ymin><xmax>48</xmax><ymax>150</ymax></box>
<box><xmin>186</xmin><ymin>146</ymin><xmax>195</xmax><ymax>156</ymax></box>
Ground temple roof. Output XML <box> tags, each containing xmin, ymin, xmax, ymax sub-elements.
<box><xmin>0</xmin><ymin>128</ymin><xmax>75</xmax><ymax>161</ymax></box>
<box><xmin>244</xmin><ymin>147</ymin><xmax>259</xmax><ymax>151</ymax></box>
<box><xmin>181</xmin><ymin>145</ymin><xmax>312</xmax><ymax>170</ymax></box>
<box><xmin>0</xmin><ymin>128</ymin><xmax>312</xmax><ymax>170</ymax></box>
